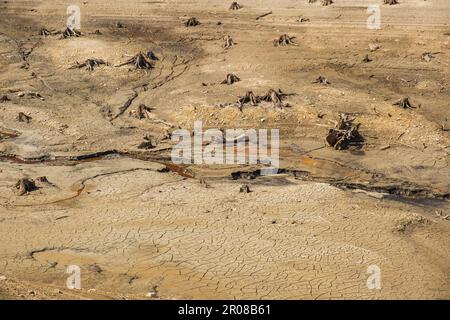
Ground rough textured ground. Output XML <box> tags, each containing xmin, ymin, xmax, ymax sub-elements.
<box><xmin>0</xmin><ymin>0</ymin><xmax>449</xmax><ymax>299</ymax></box>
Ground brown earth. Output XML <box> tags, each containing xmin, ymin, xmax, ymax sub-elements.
<box><xmin>0</xmin><ymin>0</ymin><xmax>449</xmax><ymax>299</ymax></box>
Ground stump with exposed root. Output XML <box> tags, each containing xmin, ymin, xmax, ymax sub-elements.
<box><xmin>312</xmin><ymin>76</ymin><xmax>330</xmax><ymax>84</ymax></box>
<box><xmin>69</xmin><ymin>59</ymin><xmax>107</xmax><ymax>71</ymax></box>
<box><xmin>116</xmin><ymin>52</ymin><xmax>155</xmax><ymax>69</ymax></box>
<box><xmin>185</xmin><ymin>17</ymin><xmax>200</xmax><ymax>27</ymax></box>
<box><xmin>273</xmin><ymin>34</ymin><xmax>297</xmax><ymax>47</ymax></box>
<box><xmin>229</xmin><ymin>2</ymin><xmax>242</xmax><ymax>10</ymax></box>
<box><xmin>221</xmin><ymin>74</ymin><xmax>240</xmax><ymax>85</ymax></box>
<box><xmin>326</xmin><ymin>114</ymin><xmax>364</xmax><ymax>150</ymax></box>
<box><xmin>238</xmin><ymin>91</ymin><xmax>259</xmax><ymax>107</ymax></box>
<box><xmin>393</xmin><ymin>97</ymin><xmax>414</xmax><ymax>109</ymax></box>
<box><xmin>260</xmin><ymin>89</ymin><xmax>286</xmax><ymax>106</ymax></box>
<box><xmin>15</xmin><ymin>178</ymin><xmax>37</xmax><ymax>196</ymax></box>
<box><xmin>62</xmin><ymin>27</ymin><xmax>81</xmax><ymax>38</ymax></box>
<box><xmin>17</xmin><ymin>112</ymin><xmax>32</xmax><ymax>123</ymax></box>
<box><xmin>223</xmin><ymin>35</ymin><xmax>236</xmax><ymax>49</ymax></box>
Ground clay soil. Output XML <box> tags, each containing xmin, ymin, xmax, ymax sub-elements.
<box><xmin>0</xmin><ymin>0</ymin><xmax>449</xmax><ymax>299</ymax></box>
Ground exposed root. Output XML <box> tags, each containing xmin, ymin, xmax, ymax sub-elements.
<box><xmin>17</xmin><ymin>112</ymin><xmax>32</xmax><ymax>123</ymax></box>
<box><xmin>116</xmin><ymin>52</ymin><xmax>155</xmax><ymax>69</ymax></box>
<box><xmin>15</xmin><ymin>178</ymin><xmax>37</xmax><ymax>196</ymax></box>
<box><xmin>273</xmin><ymin>34</ymin><xmax>297</xmax><ymax>47</ymax></box>
<box><xmin>229</xmin><ymin>2</ymin><xmax>242</xmax><ymax>10</ymax></box>
<box><xmin>221</xmin><ymin>73</ymin><xmax>240</xmax><ymax>85</ymax></box>
<box><xmin>237</xmin><ymin>91</ymin><xmax>259</xmax><ymax>108</ymax></box>
<box><xmin>185</xmin><ymin>17</ymin><xmax>200</xmax><ymax>27</ymax></box>
<box><xmin>69</xmin><ymin>58</ymin><xmax>107</xmax><ymax>71</ymax></box>
<box><xmin>62</xmin><ymin>27</ymin><xmax>81</xmax><ymax>38</ymax></box>
<box><xmin>223</xmin><ymin>35</ymin><xmax>236</xmax><ymax>49</ymax></box>
<box><xmin>312</xmin><ymin>76</ymin><xmax>330</xmax><ymax>84</ymax></box>
<box><xmin>326</xmin><ymin>114</ymin><xmax>364</xmax><ymax>150</ymax></box>
<box><xmin>393</xmin><ymin>97</ymin><xmax>415</xmax><ymax>109</ymax></box>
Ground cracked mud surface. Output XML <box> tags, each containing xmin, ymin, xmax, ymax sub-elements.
<box><xmin>1</xmin><ymin>0</ymin><xmax>449</xmax><ymax>299</ymax></box>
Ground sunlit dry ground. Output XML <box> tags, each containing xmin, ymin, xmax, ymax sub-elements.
<box><xmin>0</xmin><ymin>0</ymin><xmax>449</xmax><ymax>299</ymax></box>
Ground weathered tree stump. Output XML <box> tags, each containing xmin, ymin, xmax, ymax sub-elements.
<box><xmin>240</xmin><ymin>184</ymin><xmax>251</xmax><ymax>193</ymax></box>
<box><xmin>229</xmin><ymin>2</ymin><xmax>242</xmax><ymax>10</ymax></box>
<box><xmin>69</xmin><ymin>59</ymin><xmax>107</xmax><ymax>71</ymax></box>
<box><xmin>223</xmin><ymin>35</ymin><xmax>236</xmax><ymax>49</ymax></box>
<box><xmin>221</xmin><ymin>73</ymin><xmax>240</xmax><ymax>85</ymax></box>
<box><xmin>312</xmin><ymin>76</ymin><xmax>330</xmax><ymax>84</ymax></box>
<box><xmin>17</xmin><ymin>112</ymin><xmax>32</xmax><ymax>123</ymax></box>
<box><xmin>116</xmin><ymin>52</ymin><xmax>155</xmax><ymax>69</ymax></box>
<box><xmin>238</xmin><ymin>91</ymin><xmax>259</xmax><ymax>107</ymax></box>
<box><xmin>260</xmin><ymin>89</ymin><xmax>286</xmax><ymax>106</ymax></box>
<box><xmin>326</xmin><ymin>114</ymin><xmax>364</xmax><ymax>150</ymax></box>
<box><xmin>273</xmin><ymin>34</ymin><xmax>297</xmax><ymax>47</ymax></box>
<box><xmin>362</xmin><ymin>54</ymin><xmax>372</xmax><ymax>63</ymax></box>
<box><xmin>185</xmin><ymin>17</ymin><xmax>200</xmax><ymax>27</ymax></box>
<box><xmin>62</xmin><ymin>27</ymin><xmax>81</xmax><ymax>38</ymax></box>
<box><xmin>393</xmin><ymin>97</ymin><xmax>414</xmax><ymax>109</ymax></box>
<box><xmin>15</xmin><ymin>178</ymin><xmax>37</xmax><ymax>196</ymax></box>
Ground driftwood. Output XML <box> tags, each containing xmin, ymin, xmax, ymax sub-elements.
<box><xmin>238</xmin><ymin>91</ymin><xmax>259</xmax><ymax>107</ymax></box>
<box><xmin>273</xmin><ymin>34</ymin><xmax>297</xmax><ymax>47</ymax></box>
<box><xmin>384</xmin><ymin>0</ymin><xmax>399</xmax><ymax>5</ymax></box>
<box><xmin>393</xmin><ymin>97</ymin><xmax>414</xmax><ymax>109</ymax></box>
<box><xmin>229</xmin><ymin>2</ymin><xmax>242</xmax><ymax>10</ymax></box>
<box><xmin>116</xmin><ymin>52</ymin><xmax>155</xmax><ymax>69</ymax></box>
<box><xmin>312</xmin><ymin>76</ymin><xmax>330</xmax><ymax>84</ymax></box>
<box><xmin>221</xmin><ymin>73</ymin><xmax>240</xmax><ymax>85</ymax></box>
<box><xmin>223</xmin><ymin>35</ymin><xmax>236</xmax><ymax>49</ymax></box>
<box><xmin>17</xmin><ymin>112</ymin><xmax>32</xmax><ymax>123</ymax></box>
<box><xmin>256</xmin><ymin>11</ymin><xmax>272</xmax><ymax>20</ymax></box>
<box><xmin>69</xmin><ymin>58</ymin><xmax>107</xmax><ymax>71</ymax></box>
<box><xmin>185</xmin><ymin>17</ymin><xmax>200</xmax><ymax>27</ymax></box>
<box><xmin>15</xmin><ymin>178</ymin><xmax>37</xmax><ymax>196</ymax></box>
<box><xmin>62</xmin><ymin>27</ymin><xmax>81</xmax><ymax>38</ymax></box>
<box><xmin>326</xmin><ymin>114</ymin><xmax>363</xmax><ymax>150</ymax></box>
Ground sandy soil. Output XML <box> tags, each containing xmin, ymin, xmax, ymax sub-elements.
<box><xmin>0</xmin><ymin>0</ymin><xmax>449</xmax><ymax>299</ymax></box>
